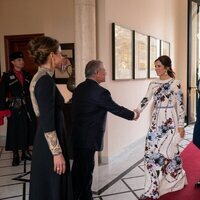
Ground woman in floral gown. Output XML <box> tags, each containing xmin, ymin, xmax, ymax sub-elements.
<box><xmin>136</xmin><ymin>55</ymin><xmax>187</xmax><ymax>199</ymax></box>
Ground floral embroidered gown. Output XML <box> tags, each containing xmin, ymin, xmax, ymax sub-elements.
<box><xmin>137</xmin><ymin>78</ymin><xmax>187</xmax><ymax>199</ymax></box>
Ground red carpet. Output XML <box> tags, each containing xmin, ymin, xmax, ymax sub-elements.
<box><xmin>159</xmin><ymin>142</ymin><xmax>200</xmax><ymax>200</ymax></box>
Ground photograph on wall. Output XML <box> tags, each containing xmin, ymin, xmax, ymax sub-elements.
<box><xmin>134</xmin><ymin>31</ymin><xmax>148</xmax><ymax>79</ymax></box>
<box><xmin>54</xmin><ymin>43</ymin><xmax>74</xmax><ymax>84</ymax></box>
<box><xmin>112</xmin><ymin>23</ymin><xmax>133</xmax><ymax>80</ymax></box>
<box><xmin>160</xmin><ymin>40</ymin><xmax>170</xmax><ymax>56</ymax></box>
<box><xmin>148</xmin><ymin>36</ymin><xmax>160</xmax><ymax>78</ymax></box>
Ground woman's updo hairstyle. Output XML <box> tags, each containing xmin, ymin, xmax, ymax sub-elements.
<box><xmin>28</xmin><ymin>36</ymin><xmax>59</xmax><ymax>65</ymax></box>
<box><xmin>155</xmin><ymin>55</ymin><xmax>175</xmax><ymax>79</ymax></box>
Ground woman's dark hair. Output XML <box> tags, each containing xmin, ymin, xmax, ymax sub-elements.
<box><xmin>155</xmin><ymin>55</ymin><xmax>175</xmax><ymax>78</ymax></box>
<box><xmin>28</xmin><ymin>36</ymin><xmax>59</xmax><ymax>65</ymax></box>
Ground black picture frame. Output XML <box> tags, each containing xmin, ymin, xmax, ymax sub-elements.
<box><xmin>112</xmin><ymin>23</ymin><xmax>133</xmax><ymax>80</ymax></box>
<box><xmin>55</xmin><ymin>43</ymin><xmax>75</xmax><ymax>84</ymax></box>
<box><xmin>160</xmin><ymin>40</ymin><xmax>170</xmax><ymax>56</ymax></box>
<box><xmin>148</xmin><ymin>36</ymin><xmax>160</xmax><ymax>78</ymax></box>
<box><xmin>133</xmin><ymin>31</ymin><xmax>148</xmax><ymax>79</ymax></box>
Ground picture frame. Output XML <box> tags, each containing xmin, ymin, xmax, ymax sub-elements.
<box><xmin>148</xmin><ymin>36</ymin><xmax>160</xmax><ymax>78</ymax></box>
<box><xmin>54</xmin><ymin>43</ymin><xmax>75</xmax><ymax>84</ymax></box>
<box><xmin>133</xmin><ymin>31</ymin><xmax>148</xmax><ymax>79</ymax></box>
<box><xmin>160</xmin><ymin>40</ymin><xmax>170</xmax><ymax>56</ymax></box>
<box><xmin>112</xmin><ymin>23</ymin><xmax>133</xmax><ymax>80</ymax></box>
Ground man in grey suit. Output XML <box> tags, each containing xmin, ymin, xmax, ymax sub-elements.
<box><xmin>71</xmin><ymin>60</ymin><xmax>139</xmax><ymax>200</ymax></box>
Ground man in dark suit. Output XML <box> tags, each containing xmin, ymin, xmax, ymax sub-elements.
<box><xmin>193</xmin><ymin>79</ymin><xmax>200</xmax><ymax>187</ymax></box>
<box><xmin>71</xmin><ymin>60</ymin><xmax>139</xmax><ymax>200</ymax></box>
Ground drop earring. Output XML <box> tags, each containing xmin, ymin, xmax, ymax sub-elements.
<box><xmin>50</xmin><ymin>56</ymin><xmax>55</xmax><ymax>70</ymax></box>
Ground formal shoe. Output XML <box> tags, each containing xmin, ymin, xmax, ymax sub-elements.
<box><xmin>195</xmin><ymin>180</ymin><xmax>200</xmax><ymax>187</ymax></box>
<box><xmin>12</xmin><ymin>151</ymin><xmax>20</xmax><ymax>166</ymax></box>
<box><xmin>21</xmin><ymin>150</ymin><xmax>32</xmax><ymax>161</ymax></box>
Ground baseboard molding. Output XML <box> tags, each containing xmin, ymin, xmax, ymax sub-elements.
<box><xmin>99</xmin><ymin>136</ymin><xmax>145</xmax><ymax>164</ymax></box>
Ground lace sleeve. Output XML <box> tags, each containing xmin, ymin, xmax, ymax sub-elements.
<box><xmin>174</xmin><ymin>80</ymin><xmax>185</xmax><ymax>127</ymax></box>
<box><xmin>136</xmin><ymin>82</ymin><xmax>153</xmax><ymax>113</ymax></box>
<box><xmin>44</xmin><ymin>131</ymin><xmax>62</xmax><ymax>155</ymax></box>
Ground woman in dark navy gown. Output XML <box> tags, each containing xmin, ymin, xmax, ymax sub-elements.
<box><xmin>28</xmin><ymin>36</ymin><xmax>72</xmax><ymax>200</ymax></box>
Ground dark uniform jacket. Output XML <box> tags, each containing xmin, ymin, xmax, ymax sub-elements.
<box><xmin>0</xmin><ymin>70</ymin><xmax>36</xmax><ymax>150</ymax></box>
<box><xmin>72</xmin><ymin>79</ymin><xmax>135</xmax><ymax>151</ymax></box>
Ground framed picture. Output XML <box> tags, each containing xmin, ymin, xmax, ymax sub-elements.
<box><xmin>55</xmin><ymin>43</ymin><xmax>75</xmax><ymax>84</ymax></box>
<box><xmin>112</xmin><ymin>23</ymin><xmax>133</xmax><ymax>80</ymax></box>
<box><xmin>148</xmin><ymin>36</ymin><xmax>160</xmax><ymax>78</ymax></box>
<box><xmin>160</xmin><ymin>40</ymin><xmax>170</xmax><ymax>56</ymax></box>
<box><xmin>133</xmin><ymin>31</ymin><xmax>148</xmax><ymax>79</ymax></box>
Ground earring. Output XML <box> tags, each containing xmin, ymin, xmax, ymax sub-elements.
<box><xmin>50</xmin><ymin>56</ymin><xmax>55</xmax><ymax>69</ymax></box>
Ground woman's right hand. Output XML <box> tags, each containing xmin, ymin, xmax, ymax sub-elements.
<box><xmin>53</xmin><ymin>154</ymin><xmax>66</xmax><ymax>175</ymax></box>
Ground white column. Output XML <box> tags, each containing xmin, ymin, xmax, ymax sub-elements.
<box><xmin>74</xmin><ymin>0</ymin><xmax>96</xmax><ymax>85</ymax></box>
<box><xmin>74</xmin><ymin>0</ymin><xmax>98</xmax><ymax>165</ymax></box>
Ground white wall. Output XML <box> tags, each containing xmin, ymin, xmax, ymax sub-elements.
<box><xmin>174</xmin><ymin>0</ymin><xmax>187</xmax><ymax>103</ymax></box>
<box><xmin>0</xmin><ymin>0</ymin><xmax>74</xmax><ymax>71</ymax></box>
<box><xmin>97</xmin><ymin>0</ymin><xmax>188</xmax><ymax>162</ymax></box>
<box><xmin>0</xmin><ymin>0</ymin><xmax>188</xmax><ymax>162</ymax></box>
<box><xmin>0</xmin><ymin>0</ymin><xmax>74</xmax><ymax>136</ymax></box>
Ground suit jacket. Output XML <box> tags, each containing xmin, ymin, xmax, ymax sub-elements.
<box><xmin>72</xmin><ymin>79</ymin><xmax>135</xmax><ymax>151</ymax></box>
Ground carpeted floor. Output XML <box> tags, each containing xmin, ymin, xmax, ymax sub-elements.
<box><xmin>159</xmin><ymin>142</ymin><xmax>200</xmax><ymax>200</ymax></box>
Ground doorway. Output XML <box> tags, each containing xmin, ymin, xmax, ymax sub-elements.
<box><xmin>4</xmin><ymin>33</ymin><xmax>44</xmax><ymax>76</ymax></box>
<box><xmin>187</xmin><ymin>0</ymin><xmax>200</xmax><ymax>124</ymax></box>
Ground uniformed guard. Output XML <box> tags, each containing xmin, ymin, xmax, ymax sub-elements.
<box><xmin>0</xmin><ymin>51</ymin><xmax>36</xmax><ymax>166</ymax></box>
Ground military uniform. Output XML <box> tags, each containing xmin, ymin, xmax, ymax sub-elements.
<box><xmin>0</xmin><ymin>51</ymin><xmax>36</xmax><ymax>166</ymax></box>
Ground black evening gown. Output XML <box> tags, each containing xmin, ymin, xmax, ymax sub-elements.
<box><xmin>29</xmin><ymin>75</ymin><xmax>72</xmax><ymax>200</ymax></box>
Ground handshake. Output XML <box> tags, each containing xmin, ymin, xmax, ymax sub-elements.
<box><xmin>133</xmin><ymin>109</ymin><xmax>140</xmax><ymax>121</ymax></box>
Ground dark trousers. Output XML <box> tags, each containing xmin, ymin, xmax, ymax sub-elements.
<box><xmin>72</xmin><ymin>148</ymin><xmax>95</xmax><ymax>200</ymax></box>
